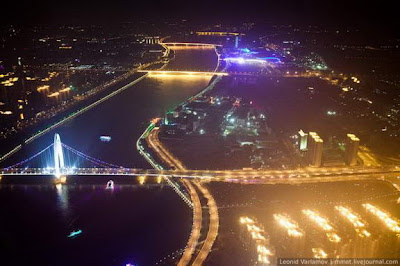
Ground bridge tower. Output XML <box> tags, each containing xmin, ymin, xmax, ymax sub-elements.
<box><xmin>54</xmin><ymin>133</ymin><xmax>65</xmax><ymax>178</ymax></box>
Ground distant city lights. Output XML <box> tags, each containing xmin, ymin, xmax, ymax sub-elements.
<box><xmin>326</xmin><ymin>110</ymin><xmax>337</xmax><ymax>116</ymax></box>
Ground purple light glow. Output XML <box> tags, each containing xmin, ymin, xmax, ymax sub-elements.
<box><xmin>224</xmin><ymin>57</ymin><xmax>281</xmax><ymax>64</ymax></box>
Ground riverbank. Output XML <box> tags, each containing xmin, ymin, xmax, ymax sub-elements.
<box><xmin>0</xmin><ymin>57</ymin><xmax>169</xmax><ymax>163</ymax></box>
<box><xmin>0</xmin><ymin>48</ymin><xmax>218</xmax><ymax>266</ymax></box>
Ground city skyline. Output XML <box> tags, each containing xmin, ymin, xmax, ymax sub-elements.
<box><xmin>0</xmin><ymin>5</ymin><xmax>399</xmax><ymax>265</ymax></box>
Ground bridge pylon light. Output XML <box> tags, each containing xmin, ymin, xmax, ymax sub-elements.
<box><xmin>54</xmin><ymin>133</ymin><xmax>65</xmax><ymax>178</ymax></box>
<box><xmin>55</xmin><ymin>175</ymin><xmax>67</xmax><ymax>184</ymax></box>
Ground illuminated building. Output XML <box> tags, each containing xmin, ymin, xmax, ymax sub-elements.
<box><xmin>298</xmin><ymin>130</ymin><xmax>308</xmax><ymax>151</ymax></box>
<box><xmin>335</xmin><ymin>206</ymin><xmax>371</xmax><ymax>238</ymax></box>
<box><xmin>302</xmin><ymin>210</ymin><xmax>341</xmax><ymax>243</ymax></box>
<box><xmin>144</xmin><ymin>36</ymin><xmax>160</xmax><ymax>44</ymax></box>
<box><xmin>195</xmin><ymin>31</ymin><xmax>243</xmax><ymax>37</ymax></box>
<box><xmin>164</xmin><ymin>112</ymin><xmax>169</xmax><ymax>125</ymax></box>
<box><xmin>362</xmin><ymin>203</ymin><xmax>400</xmax><ymax>233</ymax></box>
<box><xmin>345</xmin><ymin>134</ymin><xmax>360</xmax><ymax>166</ymax></box>
<box><xmin>37</xmin><ymin>85</ymin><xmax>50</xmax><ymax>92</ymax></box>
<box><xmin>235</xmin><ymin>35</ymin><xmax>239</xmax><ymax>48</ymax></box>
<box><xmin>48</xmin><ymin>92</ymin><xmax>60</xmax><ymax>98</ymax></box>
<box><xmin>239</xmin><ymin>217</ymin><xmax>273</xmax><ymax>265</ymax></box>
<box><xmin>273</xmin><ymin>214</ymin><xmax>303</xmax><ymax>237</ymax></box>
<box><xmin>307</xmin><ymin>132</ymin><xmax>323</xmax><ymax>167</ymax></box>
<box><xmin>223</xmin><ymin>57</ymin><xmax>281</xmax><ymax>64</ymax></box>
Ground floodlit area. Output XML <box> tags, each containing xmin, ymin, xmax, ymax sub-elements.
<box><xmin>207</xmin><ymin>181</ymin><xmax>400</xmax><ymax>264</ymax></box>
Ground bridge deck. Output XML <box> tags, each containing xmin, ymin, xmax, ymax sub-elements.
<box><xmin>138</xmin><ymin>70</ymin><xmax>228</xmax><ymax>76</ymax></box>
<box><xmin>1</xmin><ymin>167</ymin><xmax>399</xmax><ymax>184</ymax></box>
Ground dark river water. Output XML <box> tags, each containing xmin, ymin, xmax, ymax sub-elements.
<box><xmin>0</xmin><ymin>49</ymin><xmax>217</xmax><ymax>265</ymax></box>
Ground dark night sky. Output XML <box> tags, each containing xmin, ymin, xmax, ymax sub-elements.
<box><xmin>3</xmin><ymin>0</ymin><xmax>399</xmax><ymax>31</ymax></box>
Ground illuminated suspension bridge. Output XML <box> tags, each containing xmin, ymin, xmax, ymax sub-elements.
<box><xmin>1</xmin><ymin>134</ymin><xmax>400</xmax><ymax>183</ymax></box>
<box><xmin>0</xmin><ymin>133</ymin><xmax>195</xmax><ymax>207</ymax></box>
<box><xmin>1</xmin><ymin>134</ymin><xmax>126</xmax><ymax>177</ymax></box>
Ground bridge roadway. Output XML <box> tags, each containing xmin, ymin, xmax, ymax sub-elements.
<box><xmin>162</xmin><ymin>42</ymin><xmax>222</xmax><ymax>47</ymax></box>
<box><xmin>137</xmin><ymin>70</ymin><xmax>319</xmax><ymax>78</ymax></box>
<box><xmin>1</xmin><ymin>166</ymin><xmax>399</xmax><ymax>184</ymax></box>
<box><xmin>138</xmin><ymin>70</ymin><xmax>228</xmax><ymax>76</ymax></box>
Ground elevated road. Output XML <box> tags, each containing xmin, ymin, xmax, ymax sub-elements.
<box><xmin>177</xmin><ymin>180</ymin><xmax>202</xmax><ymax>266</ymax></box>
<box><xmin>192</xmin><ymin>182</ymin><xmax>219</xmax><ymax>266</ymax></box>
<box><xmin>146</xmin><ymin>128</ymin><xmax>219</xmax><ymax>266</ymax></box>
<box><xmin>145</xmin><ymin>128</ymin><xmax>202</xmax><ymax>265</ymax></box>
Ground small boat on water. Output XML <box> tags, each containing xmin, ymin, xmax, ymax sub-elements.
<box><xmin>100</xmin><ymin>135</ymin><xmax>111</xmax><ymax>142</ymax></box>
<box><xmin>67</xmin><ymin>229</ymin><xmax>82</xmax><ymax>238</ymax></box>
<box><xmin>106</xmin><ymin>180</ymin><xmax>114</xmax><ymax>190</ymax></box>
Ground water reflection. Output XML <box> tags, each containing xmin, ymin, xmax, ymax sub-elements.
<box><xmin>0</xmin><ymin>182</ymin><xmax>190</xmax><ymax>265</ymax></box>
<box><xmin>56</xmin><ymin>183</ymin><xmax>70</xmax><ymax>218</ymax></box>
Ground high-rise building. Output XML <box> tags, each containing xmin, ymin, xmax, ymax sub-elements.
<box><xmin>235</xmin><ymin>35</ymin><xmax>239</xmax><ymax>48</ymax></box>
<box><xmin>298</xmin><ymin>130</ymin><xmax>308</xmax><ymax>151</ymax></box>
<box><xmin>163</xmin><ymin>111</ymin><xmax>169</xmax><ymax>125</ymax></box>
<box><xmin>345</xmin><ymin>134</ymin><xmax>360</xmax><ymax>166</ymax></box>
<box><xmin>144</xmin><ymin>36</ymin><xmax>160</xmax><ymax>44</ymax></box>
<box><xmin>307</xmin><ymin>132</ymin><xmax>317</xmax><ymax>162</ymax></box>
<box><xmin>307</xmin><ymin>132</ymin><xmax>323</xmax><ymax>167</ymax></box>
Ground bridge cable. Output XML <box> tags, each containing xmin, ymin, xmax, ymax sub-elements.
<box><xmin>5</xmin><ymin>143</ymin><xmax>54</xmax><ymax>170</ymax></box>
<box><xmin>61</xmin><ymin>143</ymin><xmax>124</xmax><ymax>168</ymax></box>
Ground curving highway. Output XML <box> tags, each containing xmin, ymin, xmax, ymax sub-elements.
<box><xmin>192</xmin><ymin>182</ymin><xmax>219</xmax><ymax>266</ymax></box>
<box><xmin>146</xmin><ymin>127</ymin><xmax>219</xmax><ymax>265</ymax></box>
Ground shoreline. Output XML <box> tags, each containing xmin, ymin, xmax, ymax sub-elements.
<box><xmin>0</xmin><ymin>60</ymin><xmax>168</xmax><ymax>164</ymax></box>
